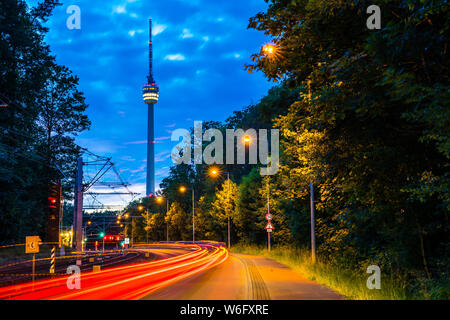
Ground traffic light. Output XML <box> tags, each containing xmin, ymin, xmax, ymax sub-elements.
<box><xmin>99</xmin><ymin>232</ymin><xmax>105</xmax><ymax>238</ymax></box>
<box><xmin>47</xmin><ymin>181</ymin><xmax>61</xmax><ymax>242</ymax></box>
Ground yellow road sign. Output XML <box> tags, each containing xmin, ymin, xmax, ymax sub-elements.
<box><xmin>25</xmin><ymin>236</ymin><xmax>41</xmax><ymax>254</ymax></box>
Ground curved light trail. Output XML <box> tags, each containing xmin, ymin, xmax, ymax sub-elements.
<box><xmin>0</xmin><ymin>243</ymin><xmax>228</xmax><ymax>300</ymax></box>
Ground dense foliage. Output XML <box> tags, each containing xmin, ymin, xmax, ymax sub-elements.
<box><xmin>0</xmin><ymin>0</ymin><xmax>90</xmax><ymax>243</ymax></box>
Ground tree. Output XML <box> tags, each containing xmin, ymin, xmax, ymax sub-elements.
<box><xmin>0</xmin><ymin>0</ymin><xmax>92</xmax><ymax>243</ymax></box>
<box><xmin>210</xmin><ymin>178</ymin><xmax>238</xmax><ymax>243</ymax></box>
<box><xmin>246</xmin><ymin>0</ymin><xmax>449</xmax><ymax>278</ymax></box>
<box><xmin>36</xmin><ymin>63</ymin><xmax>90</xmax><ymax>197</ymax></box>
<box><xmin>165</xmin><ymin>202</ymin><xmax>191</xmax><ymax>241</ymax></box>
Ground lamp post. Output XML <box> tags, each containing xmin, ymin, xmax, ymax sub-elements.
<box><xmin>209</xmin><ymin>167</ymin><xmax>232</xmax><ymax>249</ymax></box>
<box><xmin>243</xmin><ymin>135</ymin><xmax>272</xmax><ymax>251</ymax></box>
<box><xmin>138</xmin><ymin>205</ymin><xmax>150</xmax><ymax>243</ymax></box>
<box><xmin>307</xmin><ymin>79</ymin><xmax>316</xmax><ymax>263</ymax></box>
<box><xmin>157</xmin><ymin>196</ymin><xmax>169</xmax><ymax>242</ymax></box>
<box><xmin>179</xmin><ymin>186</ymin><xmax>195</xmax><ymax>242</ymax></box>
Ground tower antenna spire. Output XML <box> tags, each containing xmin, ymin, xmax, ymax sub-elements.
<box><xmin>148</xmin><ymin>18</ymin><xmax>154</xmax><ymax>83</ymax></box>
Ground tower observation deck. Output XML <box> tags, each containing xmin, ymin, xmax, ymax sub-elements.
<box><xmin>143</xmin><ymin>18</ymin><xmax>159</xmax><ymax>196</ymax></box>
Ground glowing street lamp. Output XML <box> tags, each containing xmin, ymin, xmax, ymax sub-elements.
<box><xmin>262</xmin><ymin>43</ymin><xmax>278</xmax><ymax>59</ymax></box>
<box><xmin>179</xmin><ymin>186</ymin><xmax>195</xmax><ymax>242</ymax></box>
<box><xmin>242</xmin><ymin>135</ymin><xmax>272</xmax><ymax>251</ymax></box>
<box><xmin>156</xmin><ymin>196</ymin><xmax>170</xmax><ymax>241</ymax></box>
<box><xmin>208</xmin><ymin>167</ymin><xmax>232</xmax><ymax>249</ymax></box>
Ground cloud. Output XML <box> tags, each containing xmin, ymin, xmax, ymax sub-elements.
<box><xmin>128</xmin><ymin>29</ymin><xmax>144</xmax><ymax>37</ymax></box>
<box><xmin>124</xmin><ymin>140</ymin><xmax>147</xmax><ymax>145</ymax></box>
<box><xmin>113</xmin><ymin>5</ymin><xmax>127</xmax><ymax>14</ymax></box>
<box><xmin>164</xmin><ymin>54</ymin><xmax>186</xmax><ymax>61</ymax></box>
<box><xmin>180</xmin><ymin>28</ymin><xmax>194</xmax><ymax>39</ymax></box>
<box><xmin>155</xmin><ymin>166</ymin><xmax>170</xmax><ymax>177</ymax></box>
<box><xmin>223</xmin><ymin>52</ymin><xmax>243</xmax><ymax>59</ymax></box>
<box><xmin>120</xmin><ymin>155</ymin><xmax>136</xmax><ymax>161</ymax></box>
<box><xmin>152</xmin><ymin>23</ymin><xmax>167</xmax><ymax>36</ymax></box>
<box><xmin>130</xmin><ymin>163</ymin><xmax>146</xmax><ymax>174</ymax></box>
<box><xmin>155</xmin><ymin>151</ymin><xmax>171</xmax><ymax>162</ymax></box>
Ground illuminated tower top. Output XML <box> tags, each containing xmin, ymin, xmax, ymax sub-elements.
<box><xmin>143</xmin><ymin>18</ymin><xmax>159</xmax><ymax>104</ymax></box>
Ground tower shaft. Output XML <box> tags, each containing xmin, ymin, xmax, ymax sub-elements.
<box><xmin>146</xmin><ymin>104</ymin><xmax>155</xmax><ymax>195</ymax></box>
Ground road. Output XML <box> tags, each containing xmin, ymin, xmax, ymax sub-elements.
<box><xmin>143</xmin><ymin>253</ymin><xmax>342</xmax><ymax>300</ymax></box>
<box><xmin>0</xmin><ymin>244</ymin><xmax>342</xmax><ymax>300</ymax></box>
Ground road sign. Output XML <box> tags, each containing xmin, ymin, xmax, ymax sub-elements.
<box><xmin>25</xmin><ymin>236</ymin><xmax>41</xmax><ymax>254</ymax></box>
<box><xmin>265</xmin><ymin>222</ymin><xmax>274</xmax><ymax>231</ymax></box>
<box><xmin>266</xmin><ymin>213</ymin><xmax>272</xmax><ymax>221</ymax></box>
<box><xmin>124</xmin><ymin>238</ymin><xmax>130</xmax><ymax>245</ymax></box>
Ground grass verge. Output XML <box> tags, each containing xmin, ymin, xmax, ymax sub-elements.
<box><xmin>231</xmin><ymin>244</ymin><xmax>408</xmax><ymax>300</ymax></box>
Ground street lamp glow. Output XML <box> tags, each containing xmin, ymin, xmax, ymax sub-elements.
<box><xmin>138</xmin><ymin>205</ymin><xmax>144</xmax><ymax>211</ymax></box>
<box><xmin>179</xmin><ymin>186</ymin><xmax>186</xmax><ymax>193</ymax></box>
<box><xmin>124</xmin><ymin>213</ymin><xmax>129</xmax><ymax>219</ymax></box>
<box><xmin>263</xmin><ymin>43</ymin><xmax>277</xmax><ymax>58</ymax></box>
<box><xmin>209</xmin><ymin>167</ymin><xmax>220</xmax><ymax>177</ymax></box>
<box><xmin>157</xmin><ymin>196</ymin><xmax>163</xmax><ymax>203</ymax></box>
<box><xmin>243</xmin><ymin>135</ymin><xmax>251</xmax><ymax>143</ymax></box>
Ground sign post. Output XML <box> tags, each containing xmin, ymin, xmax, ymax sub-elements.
<box><xmin>26</xmin><ymin>236</ymin><xmax>41</xmax><ymax>289</ymax></box>
<box><xmin>264</xmin><ymin>221</ymin><xmax>274</xmax><ymax>251</ymax></box>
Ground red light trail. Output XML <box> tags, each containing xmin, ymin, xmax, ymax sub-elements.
<box><xmin>0</xmin><ymin>243</ymin><xmax>228</xmax><ymax>300</ymax></box>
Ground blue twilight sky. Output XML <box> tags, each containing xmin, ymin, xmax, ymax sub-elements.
<box><xmin>29</xmin><ymin>0</ymin><xmax>273</xmax><ymax>204</ymax></box>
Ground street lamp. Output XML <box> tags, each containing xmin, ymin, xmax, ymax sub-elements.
<box><xmin>179</xmin><ymin>186</ymin><xmax>195</xmax><ymax>242</ymax></box>
<box><xmin>262</xmin><ymin>43</ymin><xmax>279</xmax><ymax>59</ymax></box>
<box><xmin>208</xmin><ymin>166</ymin><xmax>232</xmax><ymax>249</ymax></box>
<box><xmin>243</xmin><ymin>135</ymin><xmax>272</xmax><ymax>251</ymax></box>
<box><xmin>138</xmin><ymin>204</ymin><xmax>150</xmax><ymax>243</ymax></box>
<box><xmin>157</xmin><ymin>196</ymin><xmax>170</xmax><ymax>242</ymax></box>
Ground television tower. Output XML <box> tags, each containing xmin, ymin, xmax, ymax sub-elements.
<box><xmin>142</xmin><ymin>18</ymin><xmax>159</xmax><ymax>196</ymax></box>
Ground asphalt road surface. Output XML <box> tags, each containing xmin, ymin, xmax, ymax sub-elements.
<box><xmin>0</xmin><ymin>245</ymin><xmax>343</xmax><ymax>300</ymax></box>
<box><xmin>142</xmin><ymin>253</ymin><xmax>343</xmax><ymax>300</ymax></box>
